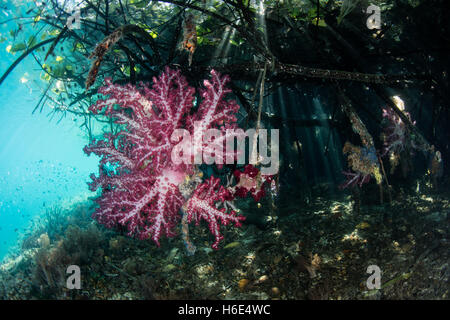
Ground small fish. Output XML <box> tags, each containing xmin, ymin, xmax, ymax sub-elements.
<box><xmin>224</xmin><ymin>241</ymin><xmax>240</xmax><ymax>249</ymax></box>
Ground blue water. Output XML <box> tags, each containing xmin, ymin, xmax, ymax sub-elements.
<box><xmin>0</xmin><ymin>1</ymin><xmax>98</xmax><ymax>261</ymax></box>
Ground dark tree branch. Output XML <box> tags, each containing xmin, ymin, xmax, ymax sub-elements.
<box><xmin>0</xmin><ymin>38</ymin><xmax>57</xmax><ymax>86</ymax></box>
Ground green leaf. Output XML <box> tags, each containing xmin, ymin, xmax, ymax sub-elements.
<box><xmin>290</xmin><ymin>7</ymin><xmax>301</xmax><ymax>18</ymax></box>
<box><xmin>48</xmin><ymin>29</ymin><xmax>60</xmax><ymax>36</ymax></box>
<box><xmin>130</xmin><ymin>0</ymin><xmax>148</xmax><ymax>8</ymax></box>
<box><xmin>311</xmin><ymin>17</ymin><xmax>327</xmax><ymax>27</ymax></box>
<box><xmin>145</xmin><ymin>29</ymin><xmax>157</xmax><ymax>38</ymax></box>
<box><xmin>53</xmin><ymin>66</ymin><xmax>66</xmax><ymax>77</ymax></box>
<box><xmin>9</xmin><ymin>42</ymin><xmax>27</xmax><ymax>53</ymax></box>
<box><xmin>40</xmin><ymin>72</ymin><xmax>51</xmax><ymax>81</ymax></box>
<box><xmin>74</xmin><ymin>42</ymin><xmax>86</xmax><ymax>53</ymax></box>
<box><xmin>28</xmin><ymin>36</ymin><xmax>37</xmax><ymax>48</ymax></box>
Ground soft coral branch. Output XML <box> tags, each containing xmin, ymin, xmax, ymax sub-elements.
<box><xmin>184</xmin><ymin>176</ymin><xmax>245</xmax><ymax>250</ymax></box>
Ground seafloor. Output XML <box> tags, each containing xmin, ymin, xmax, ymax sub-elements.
<box><xmin>0</xmin><ymin>177</ymin><xmax>448</xmax><ymax>300</ymax></box>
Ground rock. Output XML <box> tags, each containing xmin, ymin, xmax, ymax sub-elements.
<box><xmin>238</xmin><ymin>279</ymin><xmax>250</xmax><ymax>292</ymax></box>
<box><xmin>271</xmin><ymin>287</ymin><xmax>280</xmax><ymax>296</ymax></box>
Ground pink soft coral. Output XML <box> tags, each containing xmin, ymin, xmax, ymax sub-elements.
<box><xmin>84</xmin><ymin>67</ymin><xmax>245</xmax><ymax>249</ymax></box>
<box><xmin>381</xmin><ymin>107</ymin><xmax>407</xmax><ymax>156</ymax></box>
<box><xmin>183</xmin><ymin>176</ymin><xmax>244</xmax><ymax>250</ymax></box>
<box><xmin>381</xmin><ymin>106</ymin><xmax>416</xmax><ymax>157</ymax></box>
<box><xmin>233</xmin><ymin>164</ymin><xmax>272</xmax><ymax>202</ymax></box>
